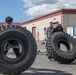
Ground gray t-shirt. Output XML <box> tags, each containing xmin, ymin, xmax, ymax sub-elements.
<box><xmin>46</xmin><ymin>27</ymin><xmax>53</xmax><ymax>38</ymax></box>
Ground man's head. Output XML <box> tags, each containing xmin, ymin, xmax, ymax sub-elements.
<box><xmin>49</xmin><ymin>22</ymin><xmax>53</xmax><ymax>28</ymax></box>
<box><xmin>5</xmin><ymin>16</ymin><xmax>13</xmax><ymax>25</ymax></box>
<box><xmin>56</xmin><ymin>25</ymin><xmax>62</xmax><ymax>31</ymax></box>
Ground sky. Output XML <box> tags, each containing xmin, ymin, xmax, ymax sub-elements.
<box><xmin>0</xmin><ymin>0</ymin><xmax>76</xmax><ymax>23</ymax></box>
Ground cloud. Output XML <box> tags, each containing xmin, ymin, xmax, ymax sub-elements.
<box><xmin>57</xmin><ymin>0</ymin><xmax>76</xmax><ymax>8</ymax></box>
<box><xmin>25</xmin><ymin>4</ymin><xmax>58</xmax><ymax>18</ymax></box>
<box><xmin>22</xmin><ymin>0</ymin><xmax>58</xmax><ymax>7</ymax></box>
<box><xmin>21</xmin><ymin>0</ymin><xmax>76</xmax><ymax>18</ymax></box>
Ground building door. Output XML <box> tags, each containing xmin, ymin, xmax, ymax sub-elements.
<box><xmin>32</xmin><ymin>27</ymin><xmax>36</xmax><ymax>40</ymax></box>
<box><xmin>67</xmin><ymin>27</ymin><xmax>73</xmax><ymax>36</ymax></box>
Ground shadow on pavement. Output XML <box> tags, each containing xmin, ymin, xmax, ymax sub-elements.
<box><xmin>3</xmin><ymin>67</ymin><xmax>73</xmax><ymax>75</ymax></box>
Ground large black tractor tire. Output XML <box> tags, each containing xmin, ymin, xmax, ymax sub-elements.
<box><xmin>49</xmin><ymin>32</ymin><xmax>76</xmax><ymax>64</ymax></box>
<box><xmin>0</xmin><ymin>25</ymin><xmax>37</xmax><ymax>74</ymax></box>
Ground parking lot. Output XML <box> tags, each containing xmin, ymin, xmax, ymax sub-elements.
<box><xmin>1</xmin><ymin>41</ymin><xmax>76</xmax><ymax>75</ymax></box>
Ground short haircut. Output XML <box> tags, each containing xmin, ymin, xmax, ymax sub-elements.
<box><xmin>5</xmin><ymin>16</ymin><xmax>13</xmax><ymax>22</ymax></box>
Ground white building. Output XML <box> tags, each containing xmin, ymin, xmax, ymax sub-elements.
<box><xmin>20</xmin><ymin>9</ymin><xmax>76</xmax><ymax>41</ymax></box>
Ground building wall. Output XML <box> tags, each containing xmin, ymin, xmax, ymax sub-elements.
<box><xmin>22</xmin><ymin>15</ymin><xmax>62</xmax><ymax>41</ymax></box>
<box><xmin>20</xmin><ymin>9</ymin><xmax>76</xmax><ymax>40</ymax></box>
<box><xmin>62</xmin><ymin>14</ymin><xmax>76</xmax><ymax>32</ymax></box>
